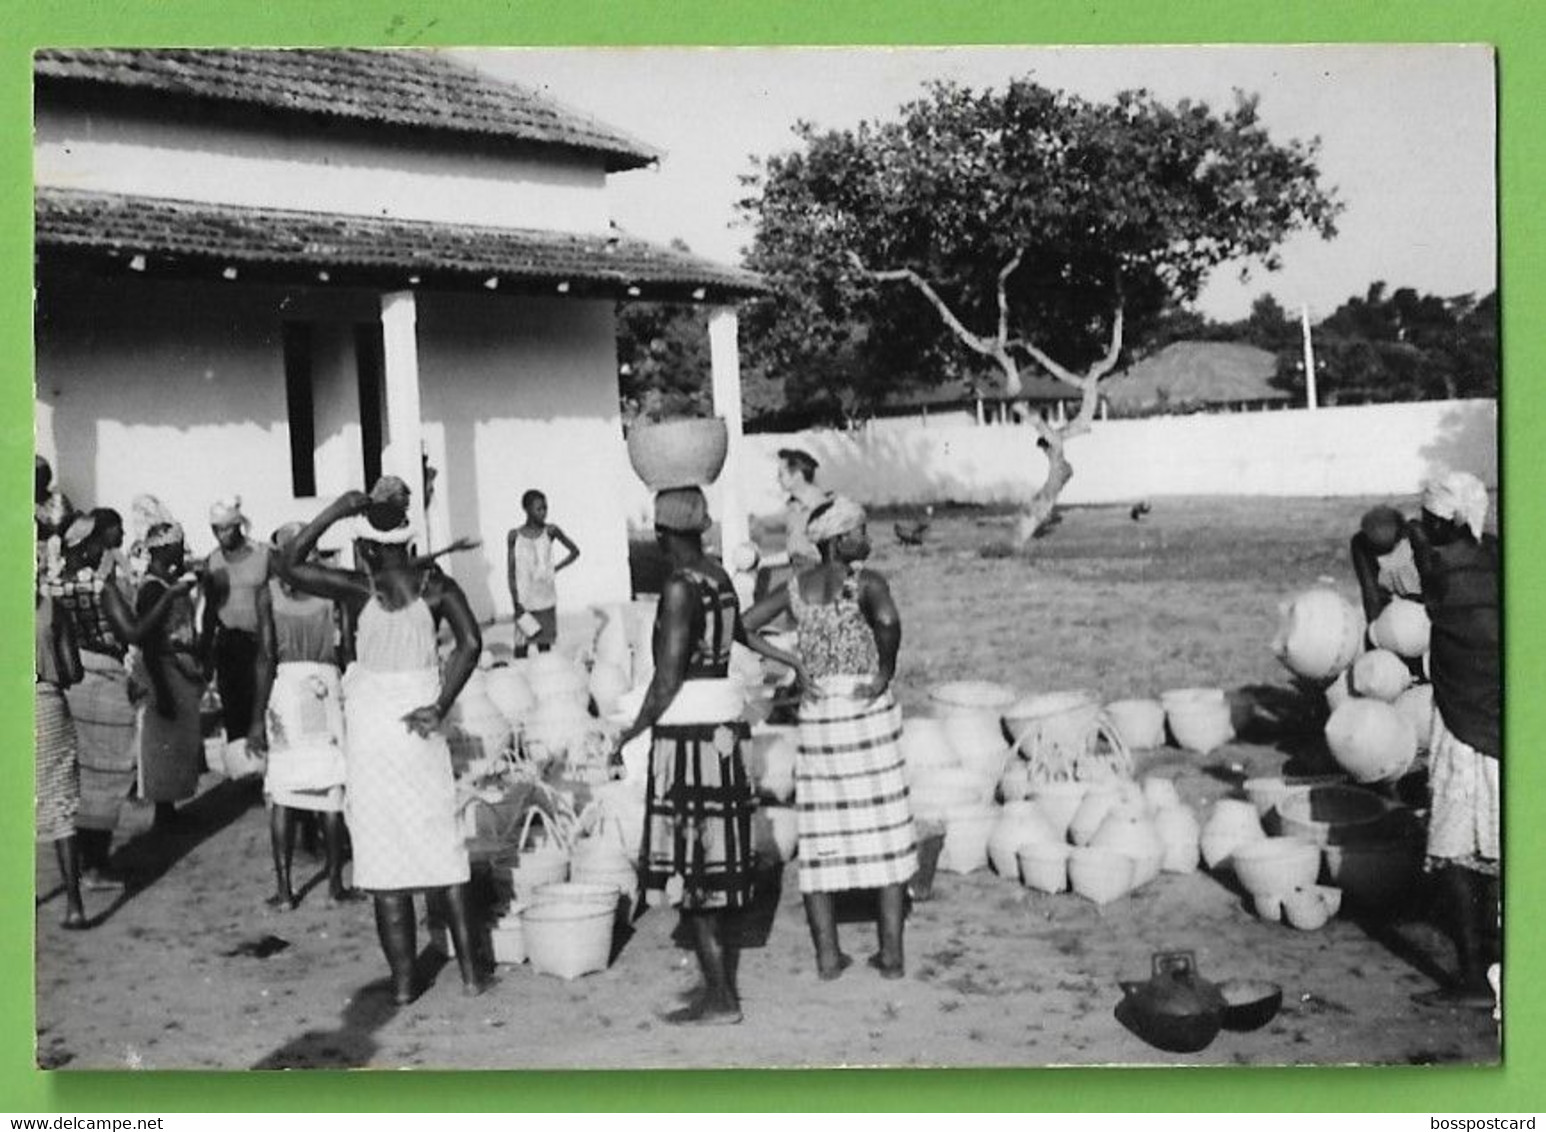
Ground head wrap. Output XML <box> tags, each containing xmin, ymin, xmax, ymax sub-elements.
<box><xmin>63</xmin><ymin>514</ymin><xmax>96</xmax><ymax>549</ymax></box>
<box><xmin>654</xmin><ymin>487</ymin><xmax>712</xmax><ymax>534</ymax></box>
<box><xmin>806</xmin><ymin>495</ymin><xmax>867</xmax><ymax>543</ymax></box>
<box><xmin>145</xmin><ymin>521</ymin><xmax>185</xmax><ymax>550</ymax></box>
<box><xmin>209</xmin><ymin>496</ymin><xmax>248</xmax><ymax>530</ymax></box>
<box><xmin>370</xmin><ymin>475</ymin><xmax>411</xmax><ymax>507</ymax></box>
<box><xmin>1422</xmin><ymin>471</ymin><xmax>1490</xmax><ymax>541</ymax></box>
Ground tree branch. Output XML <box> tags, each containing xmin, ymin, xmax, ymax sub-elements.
<box><xmin>996</xmin><ymin>251</ymin><xmax>1024</xmax><ymax>347</ymax></box>
<box><xmin>849</xmin><ymin>253</ymin><xmax>994</xmax><ymax>357</ymax></box>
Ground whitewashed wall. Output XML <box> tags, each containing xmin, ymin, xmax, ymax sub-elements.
<box><xmin>36</xmin><ymin>275</ymin><xmax>632</xmax><ymax>622</ymax></box>
<box><xmin>626</xmin><ymin>400</ymin><xmax>1498</xmax><ymax>526</ymax></box>
<box><xmin>35</xmin><ymin>103</ymin><xmax>611</xmax><ymax>234</ymax></box>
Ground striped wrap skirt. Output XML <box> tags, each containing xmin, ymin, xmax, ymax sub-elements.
<box><xmin>1426</xmin><ymin>710</ymin><xmax>1500</xmax><ymax>877</ymax></box>
<box><xmin>67</xmin><ymin>650</ymin><xmax>137</xmax><ymax>832</ymax></box>
<box><xmin>795</xmin><ymin>689</ymin><xmax>916</xmax><ymax>894</ymax></box>
<box><xmin>35</xmin><ymin>683</ymin><xmax>80</xmax><ymax>843</ymax></box>
<box><xmin>643</xmin><ymin>719</ymin><xmax>755</xmax><ymax>911</ymax></box>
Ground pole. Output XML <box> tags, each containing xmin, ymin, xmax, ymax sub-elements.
<box><xmin>1300</xmin><ymin>303</ymin><xmax>1318</xmax><ymax>411</ymax></box>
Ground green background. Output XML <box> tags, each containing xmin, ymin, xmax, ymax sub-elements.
<box><xmin>4</xmin><ymin>0</ymin><xmax>1538</xmax><ymax>1112</ymax></box>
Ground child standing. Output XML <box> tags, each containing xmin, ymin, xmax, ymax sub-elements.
<box><xmin>506</xmin><ymin>490</ymin><xmax>580</xmax><ymax>657</ymax></box>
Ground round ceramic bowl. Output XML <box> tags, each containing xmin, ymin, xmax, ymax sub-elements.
<box><xmin>1230</xmin><ymin>837</ymin><xmax>1321</xmax><ymax>897</ymax></box>
<box><xmin>1218</xmin><ymin>979</ymin><xmax>1284</xmax><ymax>1031</ymax></box>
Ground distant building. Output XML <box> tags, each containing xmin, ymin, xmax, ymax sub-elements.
<box><xmin>1102</xmin><ymin>341</ymin><xmax>1291</xmax><ymax>416</ymax></box>
<box><xmin>869</xmin><ymin>373</ymin><xmax>1085</xmax><ymax>429</ymax></box>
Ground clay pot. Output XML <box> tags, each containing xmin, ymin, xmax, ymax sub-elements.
<box><xmin>1272</xmin><ymin>785</ymin><xmax>1390</xmax><ymax>846</ymax></box>
<box><xmin>1017</xmin><ymin>841</ymin><xmax>1072</xmax><ymax>894</ymax></box>
<box><xmin>1351</xmin><ymin>648</ymin><xmax>1414</xmax><ymax>702</ymax></box>
<box><xmin>1105</xmin><ymin>699</ymin><xmax>1167</xmax><ymax>750</ymax></box>
<box><xmin>899</xmin><ymin>717</ymin><xmax>959</xmax><ymax>779</ymax></box>
<box><xmin>1068</xmin><ymin>787</ymin><xmax>1124</xmax><ymax>847</ymax></box>
<box><xmin>1282</xmin><ymin>884</ymin><xmax>1342</xmax><ymax>930</ymax></box>
<box><xmin>1068</xmin><ymin>846</ymin><xmax>1134</xmax><ymax>905</ymax></box>
<box><xmin>766</xmin><ymin>805</ymin><xmax>799</xmax><ymax>860</ymax></box>
<box><xmin>929</xmin><ymin>680</ymin><xmax>1018</xmax><ymax>717</ymax></box>
<box><xmin>1229</xmin><ymin>837</ymin><xmax>1321</xmax><ymax>897</ymax></box>
<box><xmin>484</xmin><ymin>664</ymin><xmax>537</xmax><ymax>726</ymax></box>
<box><xmin>939</xmin><ymin>803</ymin><xmax>998</xmax><ymax>874</ymax></box>
<box><xmin>1141</xmin><ymin>776</ymin><xmax>1181</xmax><ymax>812</ymax></box>
<box><xmin>1091</xmin><ymin>811</ymin><xmax>1164</xmax><ymax>889</ymax></box>
<box><xmin>1369</xmin><ymin>597</ymin><xmax>1431</xmax><ymax>659</ymax></box>
<box><xmin>1166</xmin><ymin>696</ymin><xmax>1234</xmax><ymax>755</ymax></box>
<box><xmin>1153</xmin><ymin>805</ymin><xmax>1202</xmax><ymax>874</ymax></box>
<box><xmin>1029</xmin><ymin>781</ymin><xmax>1090</xmax><ymax>840</ymax></box>
<box><xmin>626</xmin><ymin>416</ymin><xmax>729</xmax><ymax>490</ymax></box>
<box><xmin>1200</xmin><ymin>798</ymin><xmax>1265</xmax><ymax>870</ymax></box>
<box><xmin>998</xmin><ymin>760</ymin><xmax>1033</xmax><ymax>802</ymax></box>
<box><xmin>1394</xmin><ymin>684</ymin><xmax>1436</xmax><ymax>755</ymax></box>
<box><xmin>942</xmin><ymin>712</ymin><xmax>1012</xmax><ymax>781</ymax></box>
<box><xmin>1273</xmin><ymin>587</ymin><xmax>1366</xmax><ymax>682</ymax></box>
<box><xmin>1003</xmin><ymin>689</ymin><xmax>1100</xmax><ymax>749</ymax></box>
<box><xmin>910</xmin><ymin>767</ymin><xmax>996</xmax><ymax>821</ymax></box>
<box><xmin>444</xmin><ymin>669</ymin><xmax>515</xmax><ymax>773</ymax></box>
<box><xmin>1324</xmin><ymin>699</ymin><xmax>1418</xmax><ymax>784</ymax></box>
<box><xmin>987</xmin><ymin>802</ymin><xmax>1059</xmax><ymax>878</ymax></box>
<box><xmin>528</xmin><ymin>660</ymin><xmax>589</xmax><ymax>711</ymax></box>
<box><xmin>522</xmin><ymin>700</ymin><xmax>595</xmax><ymax>762</ymax></box>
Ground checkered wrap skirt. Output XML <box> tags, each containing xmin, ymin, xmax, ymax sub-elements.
<box><xmin>643</xmin><ymin>720</ymin><xmax>755</xmax><ymax>911</ymax></box>
<box><xmin>795</xmin><ymin>690</ymin><xmax>916</xmax><ymax>894</ymax></box>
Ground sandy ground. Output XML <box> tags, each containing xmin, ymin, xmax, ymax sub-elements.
<box><xmin>34</xmin><ymin>498</ymin><xmax>1501</xmax><ymax>1070</ymax></box>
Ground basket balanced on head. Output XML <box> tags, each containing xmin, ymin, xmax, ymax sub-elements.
<box><xmin>626</xmin><ymin>417</ymin><xmax>730</xmax><ymax>490</ymax></box>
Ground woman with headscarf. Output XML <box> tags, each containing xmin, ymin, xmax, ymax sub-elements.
<box><xmin>279</xmin><ymin>478</ymin><xmax>489</xmax><ymax>1003</ymax></box>
<box><xmin>200</xmin><ymin>496</ymin><xmax>274</xmax><ymax>765</ymax></box>
<box><xmin>128</xmin><ymin>522</ymin><xmax>207</xmax><ymax>830</ymax></box>
<box><xmin>34</xmin><ymin>455</ymin><xmax>74</xmax><ymax>581</ymax></box>
<box><xmin>254</xmin><ymin>523</ymin><xmax>356</xmax><ymax>911</ymax></box>
<box><xmin>610</xmin><ymin>487</ymin><xmax>799</xmax><ymax>1025</ymax></box>
<box><xmin>1409</xmin><ymin>471</ymin><xmax>1500</xmax><ymax>1009</ymax></box>
<box><xmin>40</xmin><ymin>514</ymin><xmax>138</xmax><ymax>888</ymax></box>
<box><xmin>744</xmin><ymin>496</ymin><xmax>915</xmax><ymax>981</ymax></box>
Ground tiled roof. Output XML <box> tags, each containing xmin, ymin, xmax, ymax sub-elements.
<box><xmin>35</xmin><ymin>188</ymin><xmax>765</xmax><ymax>300</ymax></box>
<box><xmin>1105</xmin><ymin>340</ymin><xmax>1289</xmax><ymax>406</ymax></box>
<box><xmin>34</xmin><ymin>48</ymin><xmax>659</xmax><ymax>172</ymax></box>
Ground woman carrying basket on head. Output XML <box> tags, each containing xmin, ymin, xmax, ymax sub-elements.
<box><xmin>609</xmin><ymin>487</ymin><xmax>800</xmax><ymax>1025</ymax></box>
<box><xmin>744</xmin><ymin>495</ymin><xmax>915</xmax><ymax>981</ymax></box>
<box><xmin>279</xmin><ymin>477</ymin><xmax>490</xmax><ymax>1004</ymax></box>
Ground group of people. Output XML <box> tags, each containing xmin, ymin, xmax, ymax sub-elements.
<box><xmin>1351</xmin><ymin>470</ymin><xmax>1501</xmax><ymax>1010</ymax></box>
<box><xmin>35</xmin><ymin>443</ymin><xmax>1500</xmax><ymax>1020</ymax></box>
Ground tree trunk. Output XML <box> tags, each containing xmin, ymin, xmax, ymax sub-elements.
<box><xmin>1014</xmin><ymin>431</ymin><xmax>1074</xmax><ymax>547</ymax></box>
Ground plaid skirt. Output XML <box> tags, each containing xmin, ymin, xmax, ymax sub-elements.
<box><xmin>796</xmin><ymin>690</ymin><xmax>916</xmax><ymax>894</ymax></box>
<box><xmin>1427</xmin><ymin>710</ymin><xmax>1500</xmax><ymax>876</ymax></box>
<box><xmin>643</xmin><ymin>721</ymin><xmax>755</xmax><ymax>911</ymax></box>
<box><xmin>35</xmin><ymin>684</ymin><xmax>80</xmax><ymax>842</ymax></box>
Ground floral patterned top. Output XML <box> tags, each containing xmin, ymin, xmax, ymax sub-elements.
<box><xmin>788</xmin><ymin>567</ymin><xmax>878</xmax><ymax>680</ymax></box>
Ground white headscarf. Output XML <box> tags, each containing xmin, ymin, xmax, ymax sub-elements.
<box><xmin>1422</xmin><ymin>471</ymin><xmax>1490</xmax><ymax>540</ymax></box>
<box><xmin>806</xmin><ymin>495</ymin><xmax>867</xmax><ymax>543</ymax></box>
<box><xmin>208</xmin><ymin>495</ymin><xmax>248</xmax><ymax>530</ymax></box>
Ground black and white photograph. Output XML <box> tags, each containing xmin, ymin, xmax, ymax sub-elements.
<box><xmin>31</xmin><ymin>45</ymin><xmax>1499</xmax><ymax>1069</ymax></box>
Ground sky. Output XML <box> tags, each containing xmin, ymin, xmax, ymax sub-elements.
<box><xmin>454</xmin><ymin>46</ymin><xmax>1496</xmax><ymax>323</ymax></box>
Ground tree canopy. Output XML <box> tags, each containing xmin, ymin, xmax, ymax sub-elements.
<box><xmin>737</xmin><ymin>79</ymin><xmax>1343</xmax><ymax>417</ymax></box>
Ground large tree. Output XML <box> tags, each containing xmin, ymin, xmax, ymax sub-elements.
<box><xmin>739</xmin><ymin>80</ymin><xmax>1341</xmax><ymax>544</ymax></box>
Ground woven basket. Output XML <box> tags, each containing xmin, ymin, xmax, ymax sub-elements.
<box><xmin>626</xmin><ymin>417</ymin><xmax>729</xmax><ymax>489</ymax></box>
<box><xmin>491</xmin><ymin>809</ymin><xmax>570</xmax><ymax>901</ymax></box>
<box><xmin>522</xmin><ymin>901</ymin><xmax>616</xmax><ymax>980</ymax></box>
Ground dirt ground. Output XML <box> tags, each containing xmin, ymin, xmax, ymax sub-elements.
<box><xmin>34</xmin><ymin>496</ymin><xmax>1501</xmax><ymax>1070</ymax></box>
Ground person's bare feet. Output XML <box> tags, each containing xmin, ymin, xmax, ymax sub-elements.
<box><xmin>264</xmin><ymin>892</ymin><xmax>297</xmax><ymax>912</ymax></box>
<box><xmin>327</xmin><ymin>887</ymin><xmax>367</xmax><ymax>907</ymax></box>
<box><xmin>817</xmin><ymin>953</ymin><xmax>853</xmax><ymax>982</ymax></box>
<box><xmin>662</xmin><ymin>995</ymin><xmax>742</xmax><ymax>1026</ymax></box>
<box><xmin>81</xmin><ymin>869</ymin><xmax>125</xmax><ymax>892</ymax></box>
<box><xmin>868</xmin><ymin>952</ymin><xmax>905</xmax><ymax>980</ymax></box>
<box><xmin>61</xmin><ymin>909</ymin><xmax>89</xmax><ymax>931</ymax></box>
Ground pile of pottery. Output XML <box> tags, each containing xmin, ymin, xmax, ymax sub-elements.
<box><xmin>1206</xmin><ymin>775</ymin><xmax>1423</xmax><ymax>925</ymax></box>
<box><xmin>1274</xmin><ymin>585</ymin><xmax>1431</xmax><ymax>784</ymax></box>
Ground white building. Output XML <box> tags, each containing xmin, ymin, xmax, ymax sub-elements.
<box><xmin>34</xmin><ymin>48</ymin><xmax>761</xmax><ymax>622</ymax></box>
